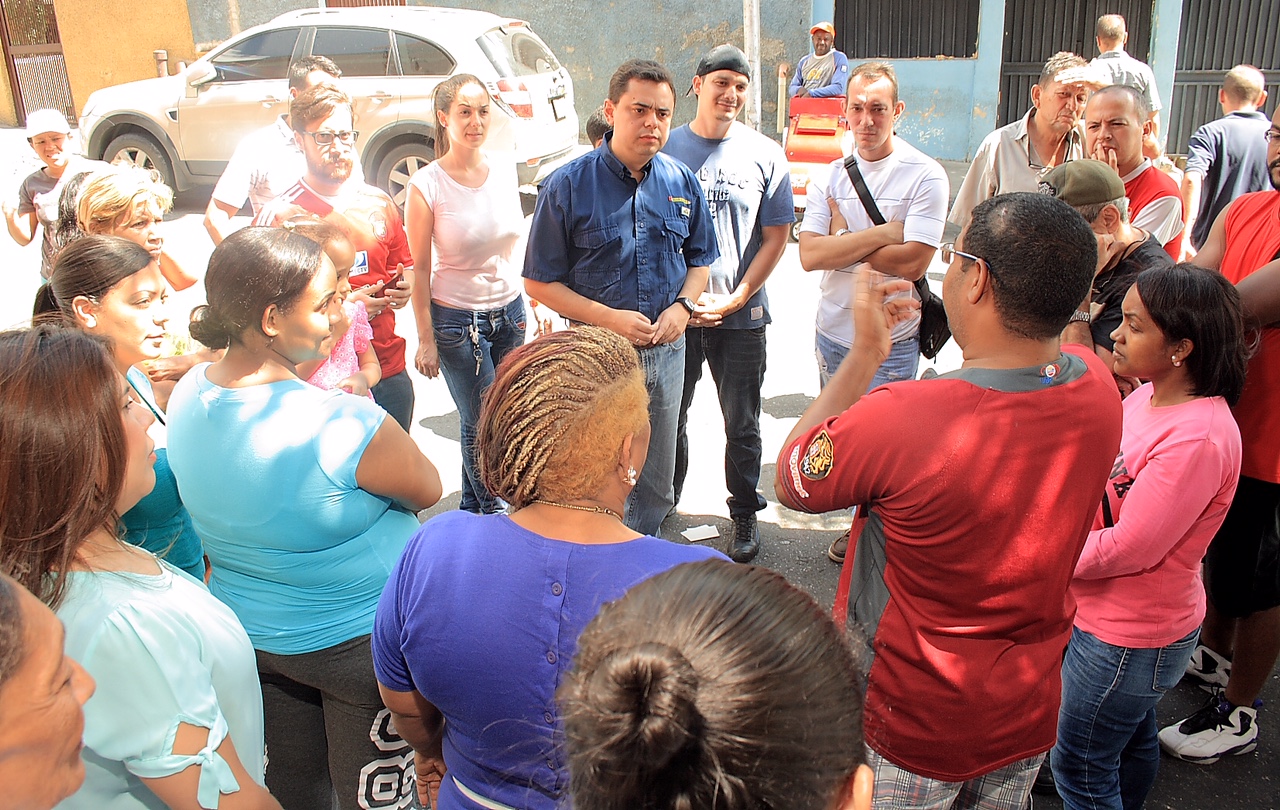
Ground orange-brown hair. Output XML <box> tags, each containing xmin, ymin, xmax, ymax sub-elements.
<box><xmin>476</xmin><ymin>326</ymin><xmax>647</xmax><ymax>509</ymax></box>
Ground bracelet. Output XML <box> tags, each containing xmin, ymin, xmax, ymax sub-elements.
<box><xmin>835</xmin><ymin>228</ymin><xmax>851</xmax><ymax>237</ymax></box>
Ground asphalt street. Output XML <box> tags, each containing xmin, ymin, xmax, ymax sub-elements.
<box><xmin>0</xmin><ymin>131</ymin><xmax>1274</xmax><ymax>808</ymax></box>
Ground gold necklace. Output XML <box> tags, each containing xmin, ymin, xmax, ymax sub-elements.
<box><xmin>532</xmin><ymin>499</ymin><xmax>623</xmax><ymax>521</ymax></box>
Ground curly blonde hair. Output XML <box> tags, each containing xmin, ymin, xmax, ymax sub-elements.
<box><xmin>76</xmin><ymin>165</ymin><xmax>173</xmax><ymax>235</ymax></box>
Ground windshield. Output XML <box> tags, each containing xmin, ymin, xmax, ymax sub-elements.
<box><xmin>476</xmin><ymin>26</ymin><xmax>561</xmax><ymax>78</ymax></box>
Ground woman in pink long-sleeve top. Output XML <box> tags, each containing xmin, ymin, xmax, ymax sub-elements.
<box><xmin>1052</xmin><ymin>263</ymin><xmax>1247</xmax><ymax>810</ymax></box>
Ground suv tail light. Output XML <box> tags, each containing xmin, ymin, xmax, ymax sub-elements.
<box><xmin>494</xmin><ymin>79</ymin><xmax>535</xmax><ymax>118</ymax></box>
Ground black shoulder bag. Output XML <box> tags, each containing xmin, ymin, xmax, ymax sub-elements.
<box><xmin>842</xmin><ymin>155</ymin><xmax>951</xmax><ymax>359</ymax></box>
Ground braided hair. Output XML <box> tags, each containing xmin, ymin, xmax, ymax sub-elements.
<box><xmin>476</xmin><ymin>326</ymin><xmax>648</xmax><ymax>509</ymax></box>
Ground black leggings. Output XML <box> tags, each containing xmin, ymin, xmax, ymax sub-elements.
<box><xmin>256</xmin><ymin>635</ymin><xmax>416</xmax><ymax>810</ymax></box>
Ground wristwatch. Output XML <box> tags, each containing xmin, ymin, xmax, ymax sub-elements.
<box><xmin>677</xmin><ymin>296</ymin><xmax>697</xmax><ymax>314</ymax></box>
<box><xmin>1069</xmin><ymin>309</ymin><xmax>1091</xmax><ymax>324</ymax></box>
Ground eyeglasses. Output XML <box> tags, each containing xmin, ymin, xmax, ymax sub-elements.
<box><xmin>941</xmin><ymin>242</ymin><xmax>983</xmax><ymax>266</ymax></box>
<box><xmin>1265</xmin><ymin>129</ymin><xmax>1279</xmax><ymax>142</ymax></box>
<box><xmin>301</xmin><ymin>130</ymin><xmax>359</xmax><ymax>146</ymax></box>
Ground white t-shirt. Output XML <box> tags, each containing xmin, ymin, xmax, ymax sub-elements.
<box><xmin>211</xmin><ymin>116</ymin><xmax>306</xmax><ymax>214</ymax></box>
<box><xmin>409</xmin><ymin>156</ymin><xmax>523</xmax><ymax>310</ymax></box>
<box><xmin>800</xmin><ymin>138</ymin><xmax>949</xmax><ymax>347</ymax></box>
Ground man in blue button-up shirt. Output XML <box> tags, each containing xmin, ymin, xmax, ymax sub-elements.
<box><xmin>524</xmin><ymin>59</ymin><xmax>718</xmax><ymax>536</ymax></box>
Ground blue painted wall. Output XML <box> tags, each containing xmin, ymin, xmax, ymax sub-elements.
<box><xmin>830</xmin><ymin>0</ymin><xmax>1004</xmax><ymax>161</ymax></box>
<box><xmin>1148</xmin><ymin>0</ymin><xmax>1185</xmax><ymax>141</ymax></box>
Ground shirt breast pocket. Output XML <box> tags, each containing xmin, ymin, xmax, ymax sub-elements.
<box><xmin>661</xmin><ymin>216</ymin><xmax>690</xmax><ymax>254</ymax></box>
<box><xmin>571</xmin><ymin>224</ymin><xmax>622</xmax><ymax>290</ymax></box>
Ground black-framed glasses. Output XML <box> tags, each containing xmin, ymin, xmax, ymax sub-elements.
<box><xmin>301</xmin><ymin>129</ymin><xmax>359</xmax><ymax>146</ymax></box>
<box><xmin>941</xmin><ymin>242</ymin><xmax>982</xmax><ymax>266</ymax></box>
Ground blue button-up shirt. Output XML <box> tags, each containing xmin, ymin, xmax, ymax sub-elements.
<box><xmin>522</xmin><ymin>134</ymin><xmax>719</xmax><ymax>323</ymax></box>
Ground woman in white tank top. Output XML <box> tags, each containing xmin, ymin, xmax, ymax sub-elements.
<box><xmin>406</xmin><ymin>74</ymin><xmax>527</xmax><ymax>514</ymax></box>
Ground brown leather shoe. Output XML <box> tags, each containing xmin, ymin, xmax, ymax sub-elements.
<box><xmin>827</xmin><ymin>527</ymin><xmax>852</xmax><ymax>563</ymax></box>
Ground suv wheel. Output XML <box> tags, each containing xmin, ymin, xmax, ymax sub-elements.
<box><xmin>375</xmin><ymin>142</ymin><xmax>434</xmax><ymax>209</ymax></box>
<box><xmin>104</xmin><ymin>133</ymin><xmax>176</xmax><ymax>191</ymax></box>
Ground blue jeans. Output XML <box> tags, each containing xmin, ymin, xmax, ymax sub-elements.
<box><xmin>673</xmin><ymin>326</ymin><xmax>767</xmax><ymax>517</ymax></box>
<box><xmin>625</xmin><ymin>335</ymin><xmax>685</xmax><ymax>536</ymax></box>
<box><xmin>432</xmin><ymin>297</ymin><xmax>526</xmax><ymax>513</ymax></box>
<box><xmin>371</xmin><ymin>370</ymin><xmax>414</xmax><ymax>434</ymax></box>
<box><xmin>816</xmin><ymin>331</ymin><xmax>920</xmax><ymax>392</ymax></box>
<box><xmin>1052</xmin><ymin>626</ymin><xmax>1200</xmax><ymax>810</ymax></box>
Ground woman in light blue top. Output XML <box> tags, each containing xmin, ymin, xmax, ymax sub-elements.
<box><xmin>33</xmin><ymin>235</ymin><xmax>205</xmax><ymax>580</ymax></box>
<box><xmin>166</xmin><ymin>227</ymin><xmax>442</xmax><ymax>810</ymax></box>
<box><xmin>0</xmin><ymin>325</ymin><xmax>279</xmax><ymax>809</ymax></box>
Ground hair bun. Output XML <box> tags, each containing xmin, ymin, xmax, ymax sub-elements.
<box><xmin>187</xmin><ymin>304</ymin><xmax>233</xmax><ymax>350</ymax></box>
<box><xmin>586</xmin><ymin>642</ymin><xmax>703</xmax><ymax>772</ymax></box>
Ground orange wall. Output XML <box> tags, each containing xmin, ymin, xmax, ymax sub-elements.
<box><xmin>55</xmin><ymin>0</ymin><xmax>198</xmax><ymax>116</ymax></box>
<box><xmin>0</xmin><ymin>51</ymin><xmax>16</xmax><ymax>127</ymax></box>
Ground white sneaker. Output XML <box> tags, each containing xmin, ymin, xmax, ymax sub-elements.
<box><xmin>1158</xmin><ymin>697</ymin><xmax>1259</xmax><ymax>764</ymax></box>
<box><xmin>1183</xmin><ymin>644</ymin><xmax>1231</xmax><ymax>693</ymax></box>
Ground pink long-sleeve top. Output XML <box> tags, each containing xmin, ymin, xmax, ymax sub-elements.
<box><xmin>1072</xmin><ymin>383</ymin><xmax>1241</xmax><ymax>648</ymax></box>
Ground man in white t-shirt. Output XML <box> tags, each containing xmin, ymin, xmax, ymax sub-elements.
<box><xmin>798</xmin><ymin>62</ymin><xmax>949</xmax><ymax>565</ymax></box>
<box><xmin>203</xmin><ymin>56</ymin><xmax>348</xmax><ymax>244</ymax></box>
<box><xmin>799</xmin><ymin>61</ymin><xmax>948</xmax><ymax>391</ymax></box>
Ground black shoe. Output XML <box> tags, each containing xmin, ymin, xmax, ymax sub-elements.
<box><xmin>726</xmin><ymin>514</ymin><xmax>760</xmax><ymax>563</ymax></box>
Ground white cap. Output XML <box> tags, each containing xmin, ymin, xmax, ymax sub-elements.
<box><xmin>24</xmin><ymin>109</ymin><xmax>70</xmax><ymax>139</ymax></box>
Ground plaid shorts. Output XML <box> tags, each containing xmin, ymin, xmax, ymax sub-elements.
<box><xmin>868</xmin><ymin>748</ymin><xmax>1043</xmax><ymax>810</ymax></box>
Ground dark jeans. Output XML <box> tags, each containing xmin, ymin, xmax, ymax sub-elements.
<box><xmin>257</xmin><ymin>635</ymin><xmax>415</xmax><ymax>810</ymax></box>
<box><xmin>1051</xmin><ymin>626</ymin><xmax>1199</xmax><ymax>810</ymax></box>
<box><xmin>432</xmin><ymin>297</ymin><xmax>527</xmax><ymax>513</ymax></box>
<box><xmin>674</xmin><ymin>325</ymin><xmax>767</xmax><ymax>518</ymax></box>
<box><xmin>371</xmin><ymin>370</ymin><xmax>415</xmax><ymax>433</ymax></box>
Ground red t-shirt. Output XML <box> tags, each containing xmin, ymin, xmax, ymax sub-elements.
<box><xmin>1125</xmin><ymin>165</ymin><xmax>1184</xmax><ymax>260</ymax></box>
<box><xmin>255</xmin><ymin>180</ymin><xmax>413</xmax><ymax>378</ymax></box>
<box><xmin>1220</xmin><ymin>190</ymin><xmax>1280</xmax><ymax>483</ymax></box>
<box><xmin>779</xmin><ymin>347</ymin><xmax>1122</xmax><ymax>781</ymax></box>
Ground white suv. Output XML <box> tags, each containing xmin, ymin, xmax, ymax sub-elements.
<box><xmin>78</xmin><ymin>7</ymin><xmax>579</xmax><ymax>205</ymax></box>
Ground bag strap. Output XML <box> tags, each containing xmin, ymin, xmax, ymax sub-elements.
<box><xmin>843</xmin><ymin>154</ymin><xmax>886</xmax><ymax>226</ymax></box>
<box><xmin>832</xmin><ymin>503</ymin><xmax>870</xmax><ymax>630</ymax></box>
<box><xmin>842</xmin><ymin>154</ymin><xmax>933</xmax><ymax>304</ymax></box>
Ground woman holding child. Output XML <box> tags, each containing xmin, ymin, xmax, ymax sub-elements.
<box><xmin>165</xmin><ymin>227</ymin><xmax>440</xmax><ymax>810</ymax></box>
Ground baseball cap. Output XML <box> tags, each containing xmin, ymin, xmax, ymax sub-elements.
<box><xmin>24</xmin><ymin>108</ymin><xmax>70</xmax><ymax>139</ymax></box>
<box><xmin>811</xmin><ymin>22</ymin><xmax>836</xmax><ymax>36</ymax></box>
<box><xmin>689</xmin><ymin>44</ymin><xmax>751</xmax><ymax>95</ymax></box>
<box><xmin>694</xmin><ymin>45</ymin><xmax>751</xmax><ymax>79</ymax></box>
<box><xmin>1038</xmin><ymin>159</ymin><xmax>1126</xmax><ymax>207</ymax></box>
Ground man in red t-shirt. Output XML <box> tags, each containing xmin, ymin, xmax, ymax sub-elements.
<box><xmin>255</xmin><ymin>84</ymin><xmax>416</xmax><ymax>431</ymax></box>
<box><xmin>777</xmin><ymin>192</ymin><xmax>1121</xmax><ymax>806</ymax></box>
<box><xmin>1158</xmin><ymin>106</ymin><xmax>1280</xmax><ymax>763</ymax></box>
<box><xmin>1084</xmin><ymin>85</ymin><xmax>1184</xmax><ymax>259</ymax></box>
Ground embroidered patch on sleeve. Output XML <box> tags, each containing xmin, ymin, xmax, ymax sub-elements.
<box><xmin>787</xmin><ymin>444</ymin><xmax>810</xmax><ymax>499</ymax></box>
<box><xmin>799</xmin><ymin>430</ymin><xmax>834</xmax><ymax>480</ymax></box>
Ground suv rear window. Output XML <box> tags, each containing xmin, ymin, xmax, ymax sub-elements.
<box><xmin>312</xmin><ymin>27</ymin><xmax>393</xmax><ymax>77</ymax></box>
<box><xmin>395</xmin><ymin>33</ymin><xmax>454</xmax><ymax>76</ymax></box>
<box><xmin>213</xmin><ymin>29</ymin><xmax>300</xmax><ymax>82</ymax></box>
<box><xmin>476</xmin><ymin>27</ymin><xmax>560</xmax><ymax>78</ymax></box>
